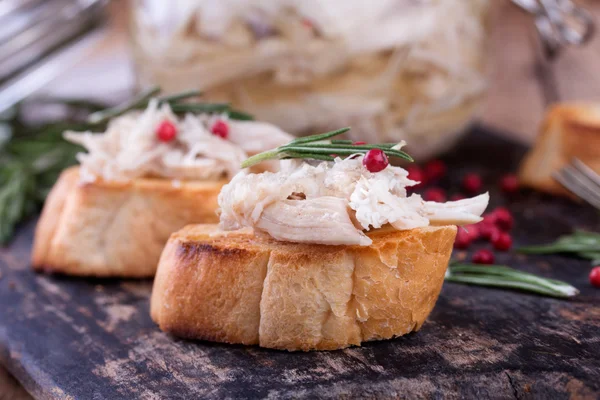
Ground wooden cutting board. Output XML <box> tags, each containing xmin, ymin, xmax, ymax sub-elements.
<box><xmin>0</xmin><ymin>128</ymin><xmax>599</xmax><ymax>399</ymax></box>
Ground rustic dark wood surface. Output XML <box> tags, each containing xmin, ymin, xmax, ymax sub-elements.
<box><xmin>0</xmin><ymin>128</ymin><xmax>599</xmax><ymax>400</ymax></box>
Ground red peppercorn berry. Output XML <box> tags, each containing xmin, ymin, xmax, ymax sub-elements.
<box><xmin>353</xmin><ymin>141</ymin><xmax>366</xmax><ymax>145</ymax></box>
<box><xmin>424</xmin><ymin>187</ymin><xmax>446</xmax><ymax>202</ymax></box>
<box><xmin>211</xmin><ymin>120</ymin><xmax>229</xmax><ymax>139</ymax></box>
<box><xmin>491</xmin><ymin>231</ymin><xmax>512</xmax><ymax>251</ymax></box>
<box><xmin>493</xmin><ymin>207</ymin><xmax>514</xmax><ymax>231</ymax></box>
<box><xmin>424</xmin><ymin>159</ymin><xmax>447</xmax><ymax>182</ymax></box>
<box><xmin>462</xmin><ymin>173</ymin><xmax>483</xmax><ymax>194</ymax></box>
<box><xmin>590</xmin><ymin>266</ymin><xmax>600</xmax><ymax>288</ymax></box>
<box><xmin>156</xmin><ymin>120</ymin><xmax>177</xmax><ymax>142</ymax></box>
<box><xmin>479</xmin><ymin>222</ymin><xmax>500</xmax><ymax>241</ymax></box>
<box><xmin>500</xmin><ymin>174</ymin><xmax>519</xmax><ymax>194</ymax></box>
<box><xmin>363</xmin><ymin>149</ymin><xmax>389</xmax><ymax>173</ymax></box>
<box><xmin>472</xmin><ymin>249</ymin><xmax>495</xmax><ymax>265</ymax></box>
<box><xmin>406</xmin><ymin>165</ymin><xmax>426</xmax><ymax>188</ymax></box>
<box><xmin>482</xmin><ymin>212</ymin><xmax>497</xmax><ymax>226</ymax></box>
<box><xmin>454</xmin><ymin>228</ymin><xmax>471</xmax><ymax>249</ymax></box>
<box><xmin>466</xmin><ymin>224</ymin><xmax>481</xmax><ymax>241</ymax></box>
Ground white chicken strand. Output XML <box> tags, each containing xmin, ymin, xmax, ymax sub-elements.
<box><xmin>218</xmin><ymin>156</ymin><xmax>489</xmax><ymax>245</ymax></box>
<box><xmin>64</xmin><ymin>100</ymin><xmax>292</xmax><ymax>183</ymax></box>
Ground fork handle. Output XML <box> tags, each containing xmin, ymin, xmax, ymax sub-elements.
<box><xmin>511</xmin><ymin>0</ymin><xmax>595</xmax><ymax>58</ymax></box>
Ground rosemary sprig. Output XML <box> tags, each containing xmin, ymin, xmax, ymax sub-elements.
<box><xmin>445</xmin><ymin>263</ymin><xmax>579</xmax><ymax>298</ymax></box>
<box><xmin>87</xmin><ymin>86</ymin><xmax>161</xmax><ymax>124</ymax></box>
<box><xmin>518</xmin><ymin>231</ymin><xmax>600</xmax><ymax>264</ymax></box>
<box><xmin>0</xmin><ymin>87</ymin><xmax>257</xmax><ymax>244</ymax></box>
<box><xmin>87</xmin><ymin>86</ymin><xmax>253</xmax><ymax>124</ymax></box>
<box><xmin>241</xmin><ymin>127</ymin><xmax>413</xmax><ymax>168</ymax></box>
<box><xmin>0</xmin><ymin>160</ymin><xmax>35</xmax><ymax>243</ymax></box>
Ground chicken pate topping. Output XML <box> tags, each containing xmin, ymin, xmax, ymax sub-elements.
<box><xmin>219</xmin><ymin>155</ymin><xmax>489</xmax><ymax>246</ymax></box>
<box><xmin>65</xmin><ymin>99</ymin><xmax>292</xmax><ymax>183</ymax></box>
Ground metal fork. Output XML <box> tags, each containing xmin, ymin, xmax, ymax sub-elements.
<box><xmin>554</xmin><ymin>158</ymin><xmax>600</xmax><ymax>210</ymax></box>
<box><xmin>512</xmin><ymin>0</ymin><xmax>595</xmax><ymax>58</ymax></box>
<box><xmin>0</xmin><ymin>0</ymin><xmax>109</xmax><ymax>114</ymax></box>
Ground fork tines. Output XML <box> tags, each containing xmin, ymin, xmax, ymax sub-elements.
<box><xmin>554</xmin><ymin>158</ymin><xmax>600</xmax><ymax>210</ymax></box>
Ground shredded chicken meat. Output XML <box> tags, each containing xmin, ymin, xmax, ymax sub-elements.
<box><xmin>65</xmin><ymin>99</ymin><xmax>292</xmax><ymax>183</ymax></box>
<box><xmin>218</xmin><ymin>157</ymin><xmax>489</xmax><ymax>246</ymax></box>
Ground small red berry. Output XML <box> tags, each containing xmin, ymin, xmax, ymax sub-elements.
<box><xmin>363</xmin><ymin>149</ymin><xmax>389</xmax><ymax>173</ymax></box>
<box><xmin>211</xmin><ymin>120</ymin><xmax>229</xmax><ymax>139</ymax></box>
<box><xmin>450</xmin><ymin>193</ymin><xmax>466</xmax><ymax>201</ymax></box>
<box><xmin>462</xmin><ymin>173</ymin><xmax>483</xmax><ymax>194</ymax></box>
<box><xmin>479</xmin><ymin>222</ymin><xmax>500</xmax><ymax>241</ymax></box>
<box><xmin>466</xmin><ymin>224</ymin><xmax>481</xmax><ymax>241</ymax></box>
<box><xmin>424</xmin><ymin>159</ymin><xmax>447</xmax><ymax>181</ymax></box>
<box><xmin>302</xmin><ymin>18</ymin><xmax>314</xmax><ymax>28</ymax></box>
<box><xmin>491</xmin><ymin>231</ymin><xmax>513</xmax><ymax>251</ymax></box>
<box><xmin>156</xmin><ymin>120</ymin><xmax>177</xmax><ymax>142</ymax></box>
<box><xmin>424</xmin><ymin>187</ymin><xmax>446</xmax><ymax>202</ymax></box>
<box><xmin>353</xmin><ymin>141</ymin><xmax>366</xmax><ymax>145</ymax></box>
<box><xmin>493</xmin><ymin>207</ymin><xmax>514</xmax><ymax>231</ymax></box>
<box><xmin>454</xmin><ymin>229</ymin><xmax>472</xmax><ymax>249</ymax></box>
<box><xmin>406</xmin><ymin>166</ymin><xmax>426</xmax><ymax>188</ymax></box>
<box><xmin>590</xmin><ymin>267</ymin><xmax>600</xmax><ymax>288</ymax></box>
<box><xmin>482</xmin><ymin>212</ymin><xmax>497</xmax><ymax>225</ymax></box>
<box><xmin>472</xmin><ymin>249</ymin><xmax>495</xmax><ymax>265</ymax></box>
<box><xmin>500</xmin><ymin>174</ymin><xmax>519</xmax><ymax>194</ymax></box>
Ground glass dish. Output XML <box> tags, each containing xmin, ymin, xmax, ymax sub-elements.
<box><xmin>130</xmin><ymin>0</ymin><xmax>491</xmax><ymax>159</ymax></box>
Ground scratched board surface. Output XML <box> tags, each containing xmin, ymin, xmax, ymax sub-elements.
<box><xmin>0</xmin><ymin>129</ymin><xmax>599</xmax><ymax>400</ymax></box>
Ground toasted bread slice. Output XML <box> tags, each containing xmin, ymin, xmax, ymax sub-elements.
<box><xmin>151</xmin><ymin>224</ymin><xmax>457</xmax><ymax>351</ymax></box>
<box><xmin>519</xmin><ymin>103</ymin><xmax>600</xmax><ymax>196</ymax></box>
<box><xmin>32</xmin><ymin>167</ymin><xmax>225</xmax><ymax>277</ymax></box>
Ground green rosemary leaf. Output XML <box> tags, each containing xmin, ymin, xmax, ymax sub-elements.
<box><xmin>288</xmin><ymin>128</ymin><xmax>351</xmax><ymax>145</ymax></box>
<box><xmin>0</xmin><ymin>161</ymin><xmax>34</xmax><ymax>244</ymax></box>
<box><xmin>281</xmin><ymin>151</ymin><xmax>335</xmax><ymax>162</ymax></box>
<box><xmin>282</xmin><ymin>146</ymin><xmax>365</xmax><ymax>155</ymax></box>
<box><xmin>227</xmin><ymin>109</ymin><xmax>255</xmax><ymax>121</ymax></box>
<box><xmin>242</xmin><ymin>127</ymin><xmax>414</xmax><ymax>167</ymax></box>
<box><xmin>241</xmin><ymin>150</ymin><xmax>280</xmax><ymax>169</ymax></box>
<box><xmin>331</xmin><ymin>139</ymin><xmax>353</xmax><ymax>144</ymax></box>
<box><xmin>446</xmin><ymin>263</ymin><xmax>579</xmax><ymax>298</ymax></box>
<box><xmin>445</xmin><ymin>275</ymin><xmax>572</xmax><ymax>298</ymax></box>
<box><xmin>157</xmin><ymin>90</ymin><xmax>203</xmax><ymax>103</ymax></box>
<box><xmin>87</xmin><ymin>86</ymin><xmax>161</xmax><ymax>124</ymax></box>
<box><xmin>169</xmin><ymin>103</ymin><xmax>231</xmax><ymax>114</ymax></box>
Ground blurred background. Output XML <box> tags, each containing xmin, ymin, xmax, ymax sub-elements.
<box><xmin>1</xmin><ymin>2</ymin><xmax>599</xmax><ymax>396</ymax></box>
<box><xmin>2</xmin><ymin>0</ymin><xmax>598</xmax><ymax>149</ymax></box>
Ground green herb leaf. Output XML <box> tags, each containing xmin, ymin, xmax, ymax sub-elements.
<box><xmin>87</xmin><ymin>86</ymin><xmax>161</xmax><ymax>124</ymax></box>
<box><xmin>445</xmin><ymin>263</ymin><xmax>579</xmax><ymax>298</ymax></box>
<box><xmin>0</xmin><ymin>161</ymin><xmax>34</xmax><ymax>243</ymax></box>
<box><xmin>0</xmin><ymin>88</ymin><xmax>258</xmax><ymax>244</ymax></box>
<box><xmin>242</xmin><ymin>127</ymin><xmax>413</xmax><ymax>168</ymax></box>
<box><xmin>227</xmin><ymin>109</ymin><xmax>254</xmax><ymax>121</ymax></box>
<box><xmin>518</xmin><ymin>231</ymin><xmax>600</xmax><ymax>264</ymax></box>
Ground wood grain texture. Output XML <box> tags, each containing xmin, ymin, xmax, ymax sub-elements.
<box><xmin>0</xmin><ymin>129</ymin><xmax>599</xmax><ymax>399</ymax></box>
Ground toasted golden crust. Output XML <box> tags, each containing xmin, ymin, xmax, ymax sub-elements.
<box><xmin>151</xmin><ymin>224</ymin><xmax>457</xmax><ymax>351</ymax></box>
<box><xmin>519</xmin><ymin>104</ymin><xmax>600</xmax><ymax>196</ymax></box>
<box><xmin>32</xmin><ymin>167</ymin><xmax>225</xmax><ymax>277</ymax></box>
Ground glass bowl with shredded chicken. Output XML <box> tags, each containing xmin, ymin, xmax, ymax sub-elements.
<box><xmin>129</xmin><ymin>0</ymin><xmax>491</xmax><ymax>160</ymax></box>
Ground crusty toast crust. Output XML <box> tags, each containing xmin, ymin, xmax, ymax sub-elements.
<box><xmin>519</xmin><ymin>104</ymin><xmax>600</xmax><ymax>196</ymax></box>
<box><xmin>151</xmin><ymin>224</ymin><xmax>457</xmax><ymax>351</ymax></box>
<box><xmin>31</xmin><ymin>167</ymin><xmax>226</xmax><ymax>277</ymax></box>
